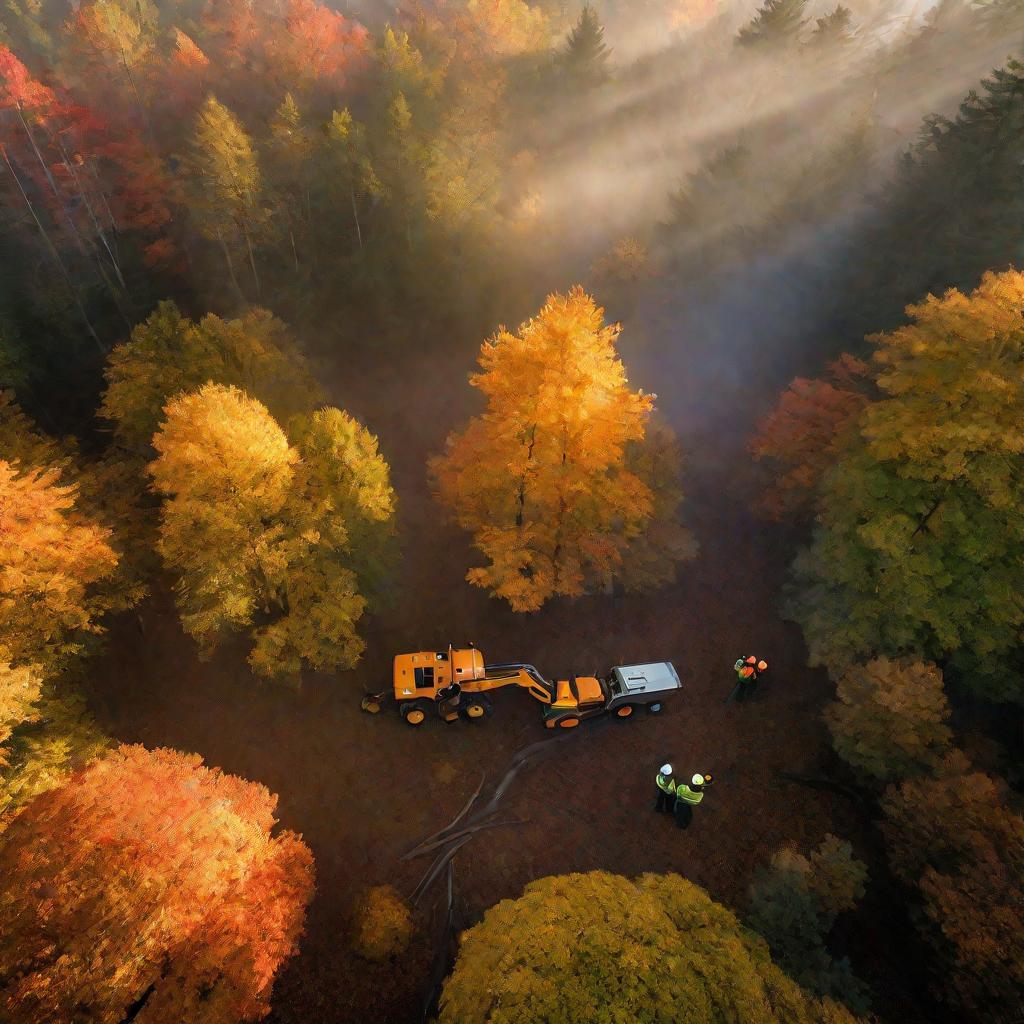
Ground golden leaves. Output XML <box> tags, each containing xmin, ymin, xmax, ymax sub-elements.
<box><xmin>433</xmin><ymin>287</ymin><xmax>692</xmax><ymax>611</ymax></box>
<box><xmin>149</xmin><ymin>383</ymin><xmax>393</xmax><ymax>677</ymax></box>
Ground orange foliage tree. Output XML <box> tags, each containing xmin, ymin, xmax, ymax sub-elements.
<box><xmin>751</xmin><ymin>354</ymin><xmax>870</xmax><ymax>520</ymax></box>
<box><xmin>0</xmin><ymin>458</ymin><xmax>122</xmax><ymax>672</ymax></box>
<box><xmin>431</xmin><ymin>287</ymin><xmax>692</xmax><ymax>611</ymax></box>
<box><xmin>0</xmin><ymin>654</ymin><xmax>42</xmax><ymax>770</ymax></box>
<box><xmin>196</xmin><ymin>0</ymin><xmax>369</xmax><ymax>102</ymax></box>
<box><xmin>0</xmin><ymin>744</ymin><xmax>314</xmax><ymax>1024</ymax></box>
<box><xmin>881</xmin><ymin>762</ymin><xmax>1024</xmax><ymax>1022</ymax></box>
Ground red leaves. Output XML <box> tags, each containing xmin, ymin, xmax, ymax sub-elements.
<box><xmin>0</xmin><ymin>45</ymin><xmax>57</xmax><ymax>112</ymax></box>
<box><xmin>0</xmin><ymin>744</ymin><xmax>314</xmax><ymax>1024</ymax></box>
<box><xmin>276</xmin><ymin>0</ymin><xmax>370</xmax><ymax>93</ymax></box>
<box><xmin>751</xmin><ymin>354</ymin><xmax>871</xmax><ymax>519</ymax></box>
<box><xmin>198</xmin><ymin>0</ymin><xmax>370</xmax><ymax>100</ymax></box>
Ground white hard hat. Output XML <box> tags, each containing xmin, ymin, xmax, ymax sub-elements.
<box><xmin>691</xmin><ymin>773</ymin><xmax>704</xmax><ymax>786</ymax></box>
<box><xmin>660</xmin><ymin>763</ymin><xmax>672</xmax><ymax>775</ymax></box>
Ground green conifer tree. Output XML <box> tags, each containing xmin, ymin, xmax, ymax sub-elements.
<box><xmin>560</xmin><ymin>4</ymin><xmax>610</xmax><ymax>87</ymax></box>
<box><xmin>737</xmin><ymin>0</ymin><xmax>809</xmax><ymax>49</ymax></box>
<box><xmin>809</xmin><ymin>6</ymin><xmax>854</xmax><ymax>47</ymax></box>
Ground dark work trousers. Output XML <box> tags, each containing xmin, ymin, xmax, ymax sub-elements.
<box><xmin>674</xmin><ymin>800</ymin><xmax>694</xmax><ymax>829</ymax></box>
<box><xmin>655</xmin><ymin>787</ymin><xmax>674</xmax><ymax>812</ymax></box>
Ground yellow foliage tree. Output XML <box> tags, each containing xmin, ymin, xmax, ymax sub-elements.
<box><xmin>187</xmin><ymin>94</ymin><xmax>271</xmax><ymax>297</ymax></box>
<box><xmin>440</xmin><ymin>871</ymin><xmax>864</xmax><ymax>1024</ymax></box>
<box><xmin>354</xmin><ymin>884</ymin><xmax>413</xmax><ymax>961</ymax></box>
<box><xmin>1</xmin><ymin>390</ymin><xmax>150</xmax><ymax>608</ymax></box>
<box><xmin>0</xmin><ymin>653</ymin><xmax>41</xmax><ymax>771</ymax></box>
<box><xmin>150</xmin><ymin>384</ymin><xmax>394</xmax><ymax>678</ymax></box>
<box><xmin>0</xmin><ymin>459</ymin><xmax>121</xmax><ymax>672</ymax></box>
<box><xmin>101</xmin><ymin>300</ymin><xmax>323</xmax><ymax>452</ymax></box>
<box><xmin>432</xmin><ymin>287</ymin><xmax>692</xmax><ymax>611</ymax></box>
<box><xmin>150</xmin><ymin>383</ymin><xmax>298</xmax><ymax>653</ymax></box>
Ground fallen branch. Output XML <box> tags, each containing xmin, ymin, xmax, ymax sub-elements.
<box><xmin>412</xmin><ymin>835</ymin><xmax>472</xmax><ymax>908</ymax></box>
<box><xmin>404</xmin><ymin>819</ymin><xmax>525</xmax><ymax>861</ymax></box>
<box><xmin>475</xmin><ymin>726</ymin><xmax>598</xmax><ymax>819</ymax></box>
<box><xmin>420</xmin><ymin>854</ymin><xmax>457</xmax><ymax>1024</ymax></box>
<box><xmin>403</xmin><ymin>773</ymin><xmax>486</xmax><ymax>859</ymax></box>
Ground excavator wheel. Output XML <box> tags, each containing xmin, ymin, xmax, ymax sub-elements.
<box><xmin>646</xmin><ymin>702</ymin><xmax>663</xmax><ymax>715</ymax></box>
<box><xmin>558</xmin><ymin>716</ymin><xmax>580</xmax><ymax>729</ymax></box>
<box><xmin>462</xmin><ymin>695</ymin><xmax>492</xmax><ymax>721</ymax></box>
<box><xmin>615</xmin><ymin>704</ymin><xmax>635</xmax><ymax>719</ymax></box>
<box><xmin>401</xmin><ymin>700</ymin><xmax>431</xmax><ymax>727</ymax></box>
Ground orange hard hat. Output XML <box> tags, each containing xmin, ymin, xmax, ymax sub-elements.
<box><xmin>744</xmin><ymin>656</ymin><xmax>756</xmax><ymax>665</ymax></box>
<box><xmin>757</xmin><ymin>660</ymin><xmax>768</xmax><ymax>671</ymax></box>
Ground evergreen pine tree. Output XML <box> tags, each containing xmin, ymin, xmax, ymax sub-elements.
<box><xmin>737</xmin><ymin>0</ymin><xmax>808</xmax><ymax>49</ymax></box>
<box><xmin>809</xmin><ymin>5</ymin><xmax>854</xmax><ymax>47</ymax></box>
<box><xmin>560</xmin><ymin>4</ymin><xmax>610</xmax><ymax>87</ymax></box>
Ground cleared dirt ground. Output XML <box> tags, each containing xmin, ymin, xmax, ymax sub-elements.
<box><xmin>87</xmin><ymin>279</ymin><xmax>914</xmax><ymax>1023</ymax></box>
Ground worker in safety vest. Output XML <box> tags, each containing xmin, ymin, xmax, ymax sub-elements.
<box><xmin>654</xmin><ymin>763</ymin><xmax>676</xmax><ymax>813</ymax></box>
<box><xmin>674</xmin><ymin>772</ymin><xmax>711</xmax><ymax>830</ymax></box>
<box><xmin>733</xmin><ymin>656</ymin><xmax>768</xmax><ymax>703</ymax></box>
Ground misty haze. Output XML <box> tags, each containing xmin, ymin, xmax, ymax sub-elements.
<box><xmin>0</xmin><ymin>2</ymin><xmax>1022</xmax><ymax>1023</ymax></box>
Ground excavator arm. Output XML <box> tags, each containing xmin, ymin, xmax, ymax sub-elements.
<box><xmin>466</xmin><ymin>663</ymin><xmax>554</xmax><ymax>705</ymax></box>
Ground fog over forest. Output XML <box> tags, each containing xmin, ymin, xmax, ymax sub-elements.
<box><xmin>1</xmin><ymin>2</ymin><xmax>1022</xmax><ymax>1024</ymax></box>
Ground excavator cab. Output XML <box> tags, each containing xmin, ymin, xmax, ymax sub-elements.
<box><xmin>392</xmin><ymin>645</ymin><xmax>485</xmax><ymax>701</ymax></box>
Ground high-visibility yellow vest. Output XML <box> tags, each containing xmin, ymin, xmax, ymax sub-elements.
<box><xmin>656</xmin><ymin>773</ymin><xmax>676</xmax><ymax>794</ymax></box>
<box><xmin>675</xmin><ymin>783</ymin><xmax>704</xmax><ymax>806</ymax></box>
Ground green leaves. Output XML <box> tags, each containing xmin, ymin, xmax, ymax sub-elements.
<box><xmin>788</xmin><ymin>271</ymin><xmax>1024</xmax><ymax>702</ymax></box>
<box><xmin>826</xmin><ymin>658</ymin><xmax>954</xmax><ymax>783</ymax></box>
<box><xmin>101</xmin><ymin>300</ymin><xmax>324</xmax><ymax>452</ymax></box>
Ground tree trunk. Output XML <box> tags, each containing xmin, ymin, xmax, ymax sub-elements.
<box><xmin>1</xmin><ymin>144</ymin><xmax>104</xmax><ymax>353</ymax></box>
<box><xmin>120</xmin><ymin>48</ymin><xmax>156</xmax><ymax>146</ymax></box>
<box><xmin>216</xmin><ymin>227</ymin><xmax>246</xmax><ymax>304</ymax></box>
<box><xmin>15</xmin><ymin>105</ymin><xmax>58</xmax><ymax>196</ymax></box>
<box><xmin>515</xmin><ymin>425</ymin><xmax>538</xmax><ymax>529</ymax></box>
<box><xmin>17</xmin><ymin>110</ymin><xmax>132</xmax><ymax>318</ymax></box>
<box><xmin>48</xmin><ymin>131</ymin><xmax>130</xmax><ymax>294</ymax></box>
<box><xmin>350</xmin><ymin>184</ymin><xmax>363</xmax><ymax>251</ymax></box>
<box><xmin>242</xmin><ymin>223</ymin><xmax>261</xmax><ymax>299</ymax></box>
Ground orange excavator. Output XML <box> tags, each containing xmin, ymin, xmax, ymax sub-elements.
<box><xmin>361</xmin><ymin>644</ymin><xmax>681</xmax><ymax>729</ymax></box>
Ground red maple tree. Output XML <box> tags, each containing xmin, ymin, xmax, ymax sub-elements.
<box><xmin>750</xmin><ymin>353</ymin><xmax>871</xmax><ymax>519</ymax></box>
<box><xmin>0</xmin><ymin>744</ymin><xmax>314</xmax><ymax>1024</ymax></box>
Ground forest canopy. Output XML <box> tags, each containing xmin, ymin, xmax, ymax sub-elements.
<box><xmin>2</xmin><ymin>1</ymin><xmax>1024</xmax><ymax>1023</ymax></box>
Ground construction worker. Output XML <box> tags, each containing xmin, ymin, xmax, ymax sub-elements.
<box><xmin>733</xmin><ymin>656</ymin><xmax>768</xmax><ymax>703</ymax></box>
<box><xmin>674</xmin><ymin>772</ymin><xmax>711</xmax><ymax>829</ymax></box>
<box><xmin>654</xmin><ymin>763</ymin><xmax>676</xmax><ymax>813</ymax></box>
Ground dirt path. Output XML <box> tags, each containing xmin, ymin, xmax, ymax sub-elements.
<box><xmin>88</xmin><ymin>274</ymin><xmax>873</xmax><ymax>1023</ymax></box>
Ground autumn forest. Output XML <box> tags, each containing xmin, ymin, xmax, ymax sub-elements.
<box><xmin>1</xmin><ymin>0</ymin><xmax>1022</xmax><ymax>1022</ymax></box>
